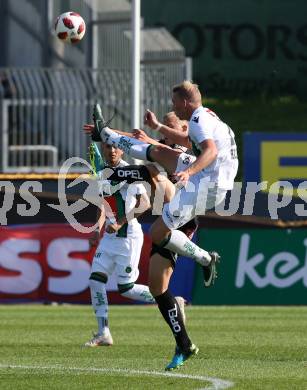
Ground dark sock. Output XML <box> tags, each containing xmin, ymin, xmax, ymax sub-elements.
<box><xmin>106</xmin><ymin>165</ymin><xmax>152</xmax><ymax>184</ymax></box>
<box><xmin>154</xmin><ymin>289</ymin><xmax>192</xmax><ymax>354</ymax></box>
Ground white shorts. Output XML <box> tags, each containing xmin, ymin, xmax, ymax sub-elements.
<box><xmin>175</xmin><ymin>152</ymin><xmax>196</xmax><ymax>173</ymax></box>
<box><xmin>91</xmin><ymin>233</ymin><xmax>144</xmax><ymax>285</ymax></box>
<box><xmin>162</xmin><ymin>153</ymin><xmax>228</xmax><ymax>230</ymax></box>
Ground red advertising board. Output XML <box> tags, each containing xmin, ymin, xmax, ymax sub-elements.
<box><xmin>0</xmin><ymin>224</ymin><xmax>152</xmax><ymax>303</ymax></box>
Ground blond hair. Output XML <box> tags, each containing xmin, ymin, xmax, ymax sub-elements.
<box><xmin>163</xmin><ymin>111</ymin><xmax>181</xmax><ymax>125</ymax></box>
<box><xmin>172</xmin><ymin>80</ymin><xmax>202</xmax><ymax>104</ymax></box>
<box><xmin>163</xmin><ymin>111</ymin><xmax>188</xmax><ymax>132</ymax></box>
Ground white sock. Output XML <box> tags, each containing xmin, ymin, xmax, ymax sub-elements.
<box><xmin>121</xmin><ymin>284</ymin><xmax>155</xmax><ymax>303</ymax></box>
<box><xmin>103</xmin><ymin>127</ymin><xmax>151</xmax><ymax>160</ymax></box>
<box><xmin>89</xmin><ymin>279</ymin><xmax>109</xmax><ymax>335</ymax></box>
<box><xmin>164</xmin><ymin>229</ymin><xmax>211</xmax><ymax>266</ymax></box>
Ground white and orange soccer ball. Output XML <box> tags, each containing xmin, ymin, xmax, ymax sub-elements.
<box><xmin>54</xmin><ymin>12</ymin><xmax>86</xmax><ymax>44</ymax></box>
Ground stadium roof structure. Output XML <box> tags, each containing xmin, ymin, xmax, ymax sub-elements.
<box><xmin>126</xmin><ymin>27</ymin><xmax>185</xmax><ymax>62</ymax></box>
<box><xmin>88</xmin><ymin>0</ymin><xmax>131</xmax><ymax>17</ymax></box>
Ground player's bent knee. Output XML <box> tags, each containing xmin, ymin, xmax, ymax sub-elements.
<box><xmin>118</xmin><ymin>282</ymin><xmax>134</xmax><ymax>294</ymax></box>
<box><xmin>89</xmin><ymin>272</ymin><xmax>108</xmax><ymax>284</ymax></box>
<box><xmin>150</xmin><ymin>244</ymin><xmax>177</xmax><ymax>267</ymax></box>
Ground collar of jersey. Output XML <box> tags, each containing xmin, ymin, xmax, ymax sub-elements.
<box><xmin>106</xmin><ymin>159</ymin><xmax>125</xmax><ymax>168</ymax></box>
<box><xmin>190</xmin><ymin>105</ymin><xmax>203</xmax><ymax>119</ymax></box>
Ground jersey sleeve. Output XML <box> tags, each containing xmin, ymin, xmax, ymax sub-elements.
<box><xmin>189</xmin><ymin>112</ymin><xmax>214</xmax><ymax>144</ymax></box>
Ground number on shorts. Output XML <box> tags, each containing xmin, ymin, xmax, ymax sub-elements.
<box><xmin>227</xmin><ymin>126</ymin><xmax>238</xmax><ymax>159</ymax></box>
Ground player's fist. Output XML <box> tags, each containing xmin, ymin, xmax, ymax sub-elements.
<box><xmin>144</xmin><ymin>109</ymin><xmax>159</xmax><ymax>130</ymax></box>
<box><xmin>175</xmin><ymin>170</ymin><xmax>190</xmax><ymax>186</ymax></box>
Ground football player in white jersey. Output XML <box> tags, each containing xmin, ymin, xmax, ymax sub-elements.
<box><xmin>91</xmin><ymin>81</ymin><xmax>238</xmax><ymax>369</ymax></box>
<box><xmin>91</xmin><ymin>82</ymin><xmax>238</xmax><ymax>284</ymax></box>
<box><xmin>84</xmin><ymin>141</ymin><xmax>155</xmax><ymax>347</ymax></box>
<box><xmin>85</xmin><ymin>139</ymin><xmax>188</xmax><ymax>349</ymax></box>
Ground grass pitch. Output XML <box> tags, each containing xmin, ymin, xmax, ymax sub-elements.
<box><xmin>0</xmin><ymin>305</ymin><xmax>306</xmax><ymax>389</ymax></box>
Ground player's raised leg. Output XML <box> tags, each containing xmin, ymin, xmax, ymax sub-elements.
<box><xmin>93</xmin><ymin>103</ymin><xmax>180</xmax><ymax>174</ymax></box>
<box><xmin>151</xmin><ymin>214</ymin><xmax>219</xmax><ymax>288</ymax></box>
<box><xmin>119</xmin><ymin>282</ymin><xmax>155</xmax><ymax>303</ymax></box>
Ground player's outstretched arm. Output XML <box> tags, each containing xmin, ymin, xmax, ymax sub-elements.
<box><xmin>132</xmin><ymin>129</ymin><xmax>160</xmax><ymax>145</ymax></box>
<box><xmin>83</xmin><ymin>124</ymin><xmax>131</xmax><ymax>138</ymax></box>
<box><xmin>110</xmin><ymin>128</ymin><xmax>161</xmax><ymax>146</ymax></box>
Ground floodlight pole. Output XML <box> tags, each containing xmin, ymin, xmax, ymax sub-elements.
<box><xmin>91</xmin><ymin>0</ymin><xmax>99</xmax><ymax>69</ymax></box>
<box><xmin>131</xmin><ymin>0</ymin><xmax>141</xmax><ymax>130</ymax></box>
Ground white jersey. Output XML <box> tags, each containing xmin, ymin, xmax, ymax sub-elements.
<box><xmin>98</xmin><ymin>160</ymin><xmax>146</xmax><ymax>238</ymax></box>
<box><xmin>188</xmin><ymin>106</ymin><xmax>238</xmax><ymax>190</ymax></box>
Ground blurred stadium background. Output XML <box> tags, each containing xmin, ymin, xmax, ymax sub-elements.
<box><xmin>0</xmin><ymin>0</ymin><xmax>306</xmax><ymax>307</ymax></box>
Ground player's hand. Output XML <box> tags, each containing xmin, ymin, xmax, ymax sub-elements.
<box><xmin>83</xmin><ymin>124</ymin><xmax>94</xmax><ymax>135</ymax></box>
<box><xmin>105</xmin><ymin>223</ymin><xmax>121</xmax><ymax>234</ymax></box>
<box><xmin>144</xmin><ymin>109</ymin><xmax>159</xmax><ymax>130</ymax></box>
<box><xmin>89</xmin><ymin>229</ymin><xmax>100</xmax><ymax>247</ymax></box>
<box><xmin>175</xmin><ymin>170</ymin><xmax>190</xmax><ymax>186</ymax></box>
<box><xmin>133</xmin><ymin>129</ymin><xmax>151</xmax><ymax>143</ymax></box>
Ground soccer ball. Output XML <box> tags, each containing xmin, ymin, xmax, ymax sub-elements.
<box><xmin>54</xmin><ymin>12</ymin><xmax>86</xmax><ymax>44</ymax></box>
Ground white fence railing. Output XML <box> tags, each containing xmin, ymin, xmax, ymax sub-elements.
<box><xmin>0</xmin><ymin>65</ymin><xmax>188</xmax><ymax>172</ymax></box>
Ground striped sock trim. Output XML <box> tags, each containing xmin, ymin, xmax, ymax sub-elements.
<box><xmin>146</xmin><ymin>144</ymin><xmax>155</xmax><ymax>162</ymax></box>
<box><xmin>90</xmin><ymin>272</ymin><xmax>108</xmax><ymax>284</ymax></box>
